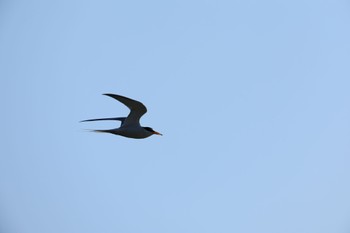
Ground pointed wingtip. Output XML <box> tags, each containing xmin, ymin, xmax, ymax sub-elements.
<box><xmin>103</xmin><ymin>93</ymin><xmax>118</xmax><ymax>99</ymax></box>
<box><xmin>80</xmin><ymin>119</ymin><xmax>91</xmax><ymax>123</ymax></box>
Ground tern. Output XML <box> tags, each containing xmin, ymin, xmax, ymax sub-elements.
<box><xmin>81</xmin><ymin>93</ymin><xmax>162</xmax><ymax>139</ymax></box>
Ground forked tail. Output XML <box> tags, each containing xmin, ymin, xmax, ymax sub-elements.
<box><xmin>91</xmin><ymin>129</ymin><xmax>113</xmax><ymax>133</ymax></box>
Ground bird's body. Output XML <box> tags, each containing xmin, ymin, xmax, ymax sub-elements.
<box><xmin>94</xmin><ymin>126</ymin><xmax>156</xmax><ymax>139</ymax></box>
<box><xmin>81</xmin><ymin>94</ymin><xmax>162</xmax><ymax>139</ymax></box>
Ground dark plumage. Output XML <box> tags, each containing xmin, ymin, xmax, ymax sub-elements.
<box><xmin>81</xmin><ymin>94</ymin><xmax>162</xmax><ymax>139</ymax></box>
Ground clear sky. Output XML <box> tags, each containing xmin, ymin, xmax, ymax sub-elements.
<box><xmin>1</xmin><ymin>0</ymin><xmax>350</xmax><ymax>233</ymax></box>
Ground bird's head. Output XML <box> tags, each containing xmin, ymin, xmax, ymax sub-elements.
<box><xmin>143</xmin><ymin>127</ymin><xmax>162</xmax><ymax>136</ymax></box>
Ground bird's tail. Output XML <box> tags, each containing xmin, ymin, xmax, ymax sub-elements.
<box><xmin>91</xmin><ymin>129</ymin><xmax>112</xmax><ymax>133</ymax></box>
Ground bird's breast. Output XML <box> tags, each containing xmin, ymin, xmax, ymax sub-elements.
<box><xmin>112</xmin><ymin>127</ymin><xmax>152</xmax><ymax>139</ymax></box>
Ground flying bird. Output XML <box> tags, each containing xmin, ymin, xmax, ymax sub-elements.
<box><xmin>81</xmin><ymin>94</ymin><xmax>162</xmax><ymax>139</ymax></box>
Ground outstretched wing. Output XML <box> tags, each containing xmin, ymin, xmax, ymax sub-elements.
<box><xmin>80</xmin><ymin>117</ymin><xmax>126</xmax><ymax>126</ymax></box>
<box><xmin>103</xmin><ymin>93</ymin><xmax>147</xmax><ymax>126</ymax></box>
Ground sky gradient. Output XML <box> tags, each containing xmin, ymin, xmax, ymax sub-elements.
<box><xmin>1</xmin><ymin>0</ymin><xmax>350</xmax><ymax>233</ymax></box>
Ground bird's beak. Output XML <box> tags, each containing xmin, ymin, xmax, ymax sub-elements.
<box><xmin>153</xmin><ymin>131</ymin><xmax>163</xmax><ymax>136</ymax></box>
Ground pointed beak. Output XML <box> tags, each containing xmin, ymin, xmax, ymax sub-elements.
<box><xmin>153</xmin><ymin>131</ymin><xmax>163</xmax><ymax>136</ymax></box>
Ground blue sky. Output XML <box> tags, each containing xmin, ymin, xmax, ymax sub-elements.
<box><xmin>1</xmin><ymin>0</ymin><xmax>350</xmax><ymax>233</ymax></box>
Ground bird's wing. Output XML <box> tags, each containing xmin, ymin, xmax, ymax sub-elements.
<box><xmin>103</xmin><ymin>93</ymin><xmax>147</xmax><ymax>126</ymax></box>
<box><xmin>80</xmin><ymin>117</ymin><xmax>126</xmax><ymax>126</ymax></box>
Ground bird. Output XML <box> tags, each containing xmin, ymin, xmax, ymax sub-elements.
<box><xmin>81</xmin><ymin>93</ymin><xmax>162</xmax><ymax>139</ymax></box>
